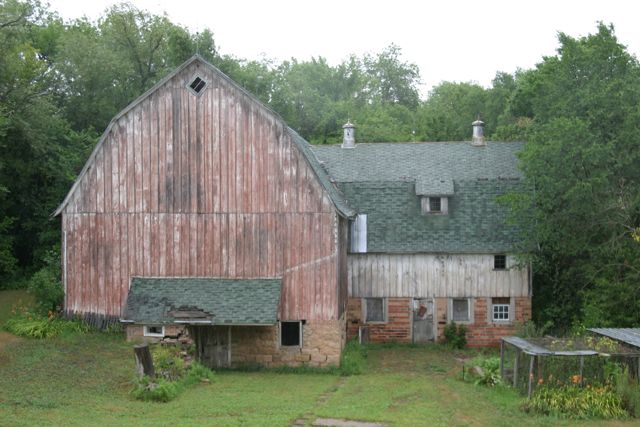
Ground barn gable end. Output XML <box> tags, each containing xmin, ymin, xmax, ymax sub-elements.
<box><xmin>58</xmin><ymin>55</ymin><xmax>351</xmax><ymax>360</ymax></box>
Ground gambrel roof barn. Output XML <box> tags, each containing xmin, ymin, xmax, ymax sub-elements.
<box><xmin>57</xmin><ymin>55</ymin><xmax>531</xmax><ymax>367</ymax></box>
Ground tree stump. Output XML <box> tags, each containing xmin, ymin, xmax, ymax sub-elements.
<box><xmin>134</xmin><ymin>344</ymin><xmax>155</xmax><ymax>378</ymax></box>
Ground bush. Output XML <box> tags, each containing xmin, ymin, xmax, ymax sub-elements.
<box><xmin>131</xmin><ymin>376</ymin><xmax>180</xmax><ymax>402</ymax></box>
<box><xmin>153</xmin><ymin>346</ymin><xmax>186</xmax><ymax>381</ymax></box>
<box><xmin>339</xmin><ymin>339</ymin><xmax>367</xmax><ymax>376</ymax></box>
<box><xmin>614</xmin><ymin>367</ymin><xmax>640</xmax><ymax>417</ymax></box>
<box><xmin>131</xmin><ymin>363</ymin><xmax>214</xmax><ymax>402</ymax></box>
<box><xmin>443</xmin><ymin>322</ymin><xmax>467</xmax><ymax>349</ymax></box>
<box><xmin>524</xmin><ymin>384</ymin><xmax>627</xmax><ymax>419</ymax></box>
<box><xmin>466</xmin><ymin>356</ymin><xmax>502</xmax><ymax>386</ymax></box>
<box><xmin>4</xmin><ymin>311</ymin><xmax>89</xmax><ymax>338</ymax></box>
<box><xmin>27</xmin><ymin>249</ymin><xmax>64</xmax><ymax>315</ymax></box>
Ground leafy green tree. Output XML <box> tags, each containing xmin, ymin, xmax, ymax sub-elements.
<box><xmin>506</xmin><ymin>23</ymin><xmax>640</xmax><ymax>330</ymax></box>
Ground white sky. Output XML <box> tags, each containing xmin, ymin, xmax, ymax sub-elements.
<box><xmin>46</xmin><ymin>0</ymin><xmax>640</xmax><ymax>97</ymax></box>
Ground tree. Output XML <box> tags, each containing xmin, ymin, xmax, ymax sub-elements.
<box><xmin>505</xmin><ymin>23</ymin><xmax>640</xmax><ymax>330</ymax></box>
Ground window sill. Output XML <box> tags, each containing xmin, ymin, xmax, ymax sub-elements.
<box><xmin>492</xmin><ymin>268</ymin><xmax>509</xmax><ymax>271</ymax></box>
<box><xmin>364</xmin><ymin>321</ymin><xmax>387</xmax><ymax>325</ymax></box>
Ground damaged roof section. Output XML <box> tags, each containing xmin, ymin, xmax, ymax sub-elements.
<box><xmin>122</xmin><ymin>277</ymin><xmax>282</xmax><ymax>326</ymax></box>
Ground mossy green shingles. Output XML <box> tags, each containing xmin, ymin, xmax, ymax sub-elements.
<box><xmin>122</xmin><ymin>278</ymin><xmax>282</xmax><ymax>325</ymax></box>
<box><xmin>312</xmin><ymin>141</ymin><xmax>526</xmax><ymax>253</ymax></box>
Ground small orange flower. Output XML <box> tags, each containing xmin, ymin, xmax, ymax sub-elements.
<box><xmin>538</xmin><ymin>378</ymin><xmax>544</xmax><ymax>385</ymax></box>
<box><xmin>571</xmin><ymin>375</ymin><xmax>582</xmax><ymax>384</ymax></box>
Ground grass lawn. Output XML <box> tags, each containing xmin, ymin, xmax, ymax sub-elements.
<box><xmin>0</xmin><ymin>298</ymin><xmax>636</xmax><ymax>426</ymax></box>
<box><xmin>0</xmin><ymin>289</ymin><xmax>33</xmax><ymax>325</ymax></box>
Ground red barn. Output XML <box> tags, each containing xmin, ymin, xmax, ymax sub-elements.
<box><xmin>57</xmin><ymin>55</ymin><xmax>532</xmax><ymax>365</ymax></box>
<box><xmin>54</xmin><ymin>55</ymin><xmax>354</xmax><ymax>367</ymax></box>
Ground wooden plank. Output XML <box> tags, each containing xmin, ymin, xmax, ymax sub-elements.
<box><xmin>158</xmin><ymin>90</ymin><xmax>167</xmax><ymax>213</ymax></box>
<box><xmin>212</xmin><ymin>83</ymin><xmax>220</xmax><ymax>212</ymax></box>
<box><xmin>126</xmin><ymin>115</ymin><xmax>135</xmax><ymax>212</ymax></box>
<box><xmin>150</xmin><ymin>95</ymin><xmax>159</xmax><ymax>213</ymax></box>
<box><xmin>181</xmin><ymin>88</ymin><xmax>190</xmax><ymax>212</ymax></box>
<box><xmin>119</xmin><ymin>213</ymin><xmax>128</xmax><ymax>309</ymax></box>
<box><xmin>189</xmin><ymin>82</ymin><xmax>198</xmax><ymax>213</ymax></box>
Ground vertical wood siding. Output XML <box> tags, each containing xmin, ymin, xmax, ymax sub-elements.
<box><xmin>62</xmin><ymin>61</ymin><xmax>340</xmax><ymax>321</ymax></box>
<box><xmin>348</xmin><ymin>254</ymin><xmax>529</xmax><ymax>298</ymax></box>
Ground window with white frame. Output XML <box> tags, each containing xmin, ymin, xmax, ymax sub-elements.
<box><xmin>364</xmin><ymin>297</ymin><xmax>386</xmax><ymax>323</ymax></box>
<box><xmin>143</xmin><ymin>325</ymin><xmax>164</xmax><ymax>337</ymax></box>
<box><xmin>491</xmin><ymin>297</ymin><xmax>510</xmax><ymax>322</ymax></box>
<box><xmin>349</xmin><ymin>214</ymin><xmax>367</xmax><ymax>253</ymax></box>
<box><xmin>280</xmin><ymin>321</ymin><xmax>303</xmax><ymax>347</ymax></box>
<box><xmin>451</xmin><ymin>298</ymin><xmax>470</xmax><ymax>322</ymax></box>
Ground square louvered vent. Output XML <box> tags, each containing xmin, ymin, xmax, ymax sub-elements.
<box><xmin>188</xmin><ymin>76</ymin><xmax>207</xmax><ymax>94</ymax></box>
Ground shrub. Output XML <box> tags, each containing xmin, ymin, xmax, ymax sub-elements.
<box><xmin>4</xmin><ymin>311</ymin><xmax>89</xmax><ymax>338</ymax></box>
<box><xmin>28</xmin><ymin>250</ymin><xmax>63</xmax><ymax>315</ymax></box>
<box><xmin>614</xmin><ymin>367</ymin><xmax>640</xmax><ymax>417</ymax></box>
<box><xmin>467</xmin><ymin>356</ymin><xmax>502</xmax><ymax>386</ymax></box>
<box><xmin>131</xmin><ymin>359</ymin><xmax>215</xmax><ymax>402</ymax></box>
<box><xmin>524</xmin><ymin>384</ymin><xmax>627</xmax><ymax>419</ymax></box>
<box><xmin>152</xmin><ymin>346</ymin><xmax>186</xmax><ymax>381</ymax></box>
<box><xmin>339</xmin><ymin>339</ymin><xmax>367</xmax><ymax>376</ymax></box>
<box><xmin>443</xmin><ymin>322</ymin><xmax>467</xmax><ymax>349</ymax></box>
<box><xmin>131</xmin><ymin>376</ymin><xmax>180</xmax><ymax>402</ymax></box>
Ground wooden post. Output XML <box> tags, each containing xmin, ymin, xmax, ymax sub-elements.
<box><xmin>134</xmin><ymin>344</ymin><xmax>155</xmax><ymax>378</ymax></box>
<box><xmin>500</xmin><ymin>340</ymin><xmax>505</xmax><ymax>382</ymax></box>
<box><xmin>527</xmin><ymin>355</ymin><xmax>535</xmax><ymax>398</ymax></box>
<box><xmin>227</xmin><ymin>326</ymin><xmax>232</xmax><ymax>367</ymax></box>
<box><xmin>579</xmin><ymin>356</ymin><xmax>584</xmax><ymax>386</ymax></box>
<box><xmin>513</xmin><ymin>349</ymin><xmax>519</xmax><ymax>388</ymax></box>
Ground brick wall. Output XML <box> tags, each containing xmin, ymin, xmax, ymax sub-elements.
<box><xmin>125</xmin><ymin>324</ymin><xmax>186</xmax><ymax>342</ymax></box>
<box><xmin>347</xmin><ymin>296</ymin><xmax>532</xmax><ymax>348</ymax></box>
<box><xmin>346</xmin><ymin>297</ymin><xmax>412</xmax><ymax>343</ymax></box>
<box><xmin>435</xmin><ymin>297</ymin><xmax>532</xmax><ymax>347</ymax></box>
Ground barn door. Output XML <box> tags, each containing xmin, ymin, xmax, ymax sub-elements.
<box><xmin>412</xmin><ymin>298</ymin><xmax>434</xmax><ymax>343</ymax></box>
<box><xmin>195</xmin><ymin>326</ymin><xmax>231</xmax><ymax>369</ymax></box>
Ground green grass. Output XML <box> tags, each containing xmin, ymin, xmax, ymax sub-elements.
<box><xmin>0</xmin><ymin>307</ymin><xmax>637</xmax><ymax>426</ymax></box>
<box><xmin>0</xmin><ymin>289</ymin><xmax>33</xmax><ymax>325</ymax></box>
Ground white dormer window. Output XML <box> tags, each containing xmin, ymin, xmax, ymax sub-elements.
<box><xmin>349</xmin><ymin>214</ymin><xmax>367</xmax><ymax>253</ymax></box>
<box><xmin>421</xmin><ymin>197</ymin><xmax>448</xmax><ymax>215</ymax></box>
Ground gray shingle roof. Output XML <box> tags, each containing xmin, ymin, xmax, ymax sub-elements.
<box><xmin>122</xmin><ymin>277</ymin><xmax>282</xmax><ymax>325</ymax></box>
<box><xmin>311</xmin><ymin>141</ymin><xmax>526</xmax><ymax>253</ymax></box>
<box><xmin>311</xmin><ymin>141</ymin><xmax>524</xmax><ymax>182</ymax></box>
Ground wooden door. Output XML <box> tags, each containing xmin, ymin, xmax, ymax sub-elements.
<box><xmin>193</xmin><ymin>326</ymin><xmax>231</xmax><ymax>368</ymax></box>
<box><xmin>412</xmin><ymin>298</ymin><xmax>434</xmax><ymax>343</ymax></box>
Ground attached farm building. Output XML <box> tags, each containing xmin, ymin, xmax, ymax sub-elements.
<box><xmin>55</xmin><ymin>55</ymin><xmax>531</xmax><ymax>368</ymax></box>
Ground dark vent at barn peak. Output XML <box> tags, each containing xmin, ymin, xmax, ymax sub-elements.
<box><xmin>189</xmin><ymin>76</ymin><xmax>207</xmax><ymax>94</ymax></box>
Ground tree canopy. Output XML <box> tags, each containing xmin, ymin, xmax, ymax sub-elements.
<box><xmin>1</xmin><ymin>1</ymin><xmax>639</xmax><ymax>333</ymax></box>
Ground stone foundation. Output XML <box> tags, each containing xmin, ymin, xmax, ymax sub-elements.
<box><xmin>348</xmin><ymin>296</ymin><xmax>532</xmax><ymax>347</ymax></box>
<box><xmin>125</xmin><ymin>317</ymin><xmax>346</xmax><ymax>368</ymax></box>
<box><xmin>230</xmin><ymin>318</ymin><xmax>345</xmax><ymax>367</ymax></box>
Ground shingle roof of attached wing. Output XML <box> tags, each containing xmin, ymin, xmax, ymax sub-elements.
<box><xmin>311</xmin><ymin>141</ymin><xmax>524</xmax><ymax>183</ymax></box>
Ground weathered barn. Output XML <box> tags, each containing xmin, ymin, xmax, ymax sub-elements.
<box><xmin>54</xmin><ymin>55</ymin><xmax>354</xmax><ymax>367</ymax></box>
<box><xmin>56</xmin><ymin>55</ymin><xmax>531</xmax><ymax>366</ymax></box>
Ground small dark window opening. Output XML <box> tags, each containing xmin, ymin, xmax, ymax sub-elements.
<box><xmin>281</xmin><ymin>321</ymin><xmax>301</xmax><ymax>346</ymax></box>
<box><xmin>494</xmin><ymin>254</ymin><xmax>507</xmax><ymax>270</ymax></box>
<box><xmin>189</xmin><ymin>77</ymin><xmax>207</xmax><ymax>93</ymax></box>
<box><xmin>429</xmin><ymin>197</ymin><xmax>441</xmax><ymax>212</ymax></box>
<box><xmin>147</xmin><ymin>326</ymin><xmax>162</xmax><ymax>334</ymax></box>
<box><xmin>365</xmin><ymin>298</ymin><xmax>385</xmax><ymax>322</ymax></box>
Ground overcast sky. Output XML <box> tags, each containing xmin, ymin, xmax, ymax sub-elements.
<box><xmin>46</xmin><ymin>0</ymin><xmax>640</xmax><ymax>96</ymax></box>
